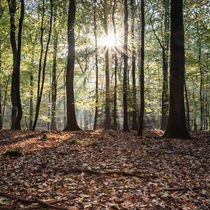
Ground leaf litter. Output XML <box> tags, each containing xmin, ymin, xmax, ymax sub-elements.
<box><xmin>0</xmin><ymin>129</ymin><xmax>209</xmax><ymax>209</ymax></box>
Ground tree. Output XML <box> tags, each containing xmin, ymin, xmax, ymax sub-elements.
<box><xmin>7</xmin><ymin>0</ymin><xmax>24</xmax><ymax>130</ymax></box>
<box><xmin>64</xmin><ymin>0</ymin><xmax>81</xmax><ymax>131</ymax></box>
<box><xmin>103</xmin><ymin>0</ymin><xmax>111</xmax><ymax>130</ymax></box>
<box><xmin>138</xmin><ymin>0</ymin><xmax>145</xmax><ymax>136</ymax></box>
<box><xmin>112</xmin><ymin>0</ymin><xmax>118</xmax><ymax>130</ymax></box>
<box><xmin>32</xmin><ymin>0</ymin><xmax>53</xmax><ymax>130</ymax></box>
<box><xmin>163</xmin><ymin>0</ymin><xmax>191</xmax><ymax>138</ymax></box>
<box><xmin>130</xmin><ymin>0</ymin><xmax>137</xmax><ymax>130</ymax></box>
<box><xmin>123</xmin><ymin>0</ymin><xmax>129</xmax><ymax>131</ymax></box>
<box><xmin>51</xmin><ymin>4</ymin><xmax>58</xmax><ymax>130</ymax></box>
<box><xmin>0</xmin><ymin>43</ymin><xmax>2</xmax><ymax>130</ymax></box>
<box><xmin>93</xmin><ymin>0</ymin><xmax>99</xmax><ymax>130</ymax></box>
<box><xmin>150</xmin><ymin>0</ymin><xmax>169</xmax><ymax>131</ymax></box>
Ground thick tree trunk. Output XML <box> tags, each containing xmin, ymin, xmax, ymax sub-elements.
<box><xmin>8</xmin><ymin>0</ymin><xmax>24</xmax><ymax>130</ymax></box>
<box><xmin>64</xmin><ymin>0</ymin><xmax>80</xmax><ymax>131</ymax></box>
<box><xmin>93</xmin><ymin>0</ymin><xmax>99</xmax><ymax>130</ymax></box>
<box><xmin>51</xmin><ymin>20</ymin><xmax>58</xmax><ymax>130</ymax></box>
<box><xmin>112</xmin><ymin>0</ymin><xmax>118</xmax><ymax>130</ymax></box>
<box><xmin>123</xmin><ymin>0</ymin><xmax>129</xmax><ymax>131</ymax></box>
<box><xmin>138</xmin><ymin>0</ymin><xmax>145</xmax><ymax>136</ymax></box>
<box><xmin>164</xmin><ymin>0</ymin><xmax>191</xmax><ymax>138</ymax></box>
<box><xmin>130</xmin><ymin>0</ymin><xmax>137</xmax><ymax>130</ymax></box>
<box><xmin>33</xmin><ymin>0</ymin><xmax>53</xmax><ymax>130</ymax></box>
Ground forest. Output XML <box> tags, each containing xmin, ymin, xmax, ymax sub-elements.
<box><xmin>0</xmin><ymin>0</ymin><xmax>209</xmax><ymax>209</ymax></box>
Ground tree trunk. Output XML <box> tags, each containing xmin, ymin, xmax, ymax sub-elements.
<box><xmin>163</xmin><ymin>0</ymin><xmax>191</xmax><ymax>139</ymax></box>
<box><xmin>103</xmin><ymin>0</ymin><xmax>111</xmax><ymax>130</ymax></box>
<box><xmin>93</xmin><ymin>0</ymin><xmax>99</xmax><ymax>130</ymax></box>
<box><xmin>123</xmin><ymin>0</ymin><xmax>129</xmax><ymax>131</ymax></box>
<box><xmin>64</xmin><ymin>0</ymin><xmax>81</xmax><ymax>131</ymax></box>
<box><xmin>51</xmin><ymin>14</ymin><xmax>58</xmax><ymax>130</ymax></box>
<box><xmin>112</xmin><ymin>0</ymin><xmax>118</xmax><ymax>130</ymax></box>
<box><xmin>8</xmin><ymin>0</ymin><xmax>24</xmax><ymax>130</ymax></box>
<box><xmin>29</xmin><ymin>44</ymin><xmax>35</xmax><ymax>130</ymax></box>
<box><xmin>0</xmin><ymin>43</ymin><xmax>2</xmax><ymax>130</ymax></box>
<box><xmin>138</xmin><ymin>0</ymin><xmax>145</xmax><ymax>136</ymax></box>
<box><xmin>198</xmin><ymin>40</ymin><xmax>204</xmax><ymax>130</ymax></box>
<box><xmin>29</xmin><ymin>64</ymin><xmax>33</xmax><ymax>129</ymax></box>
<box><xmin>130</xmin><ymin>0</ymin><xmax>137</xmax><ymax>130</ymax></box>
<box><xmin>184</xmin><ymin>80</ymin><xmax>190</xmax><ymax>130</ymax></box>
<box><xmin>33</xmin><ymin>0</ymin><xmax>53</xmax><ymax>130</ymax></box>
<box><xmin>160</xmin><ymin>0</ymin><xmax>169</xmax><ymax>130</ymax></box>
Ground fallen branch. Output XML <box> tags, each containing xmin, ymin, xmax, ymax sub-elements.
<box><xmin>165</xmin><ymin>186</ymin><xmax>208</xmax><ymax>192</ymax></box>
<box><xmin>147</xmin><ymin>151</ymin><xmax>199</xmax><ymax>158</ymax></box>
<box><xmin>60</xmin><ymin>168</ymin><xmax>157</xmax><ymax>179</ymax></box>
<box><xmin>0</xmin><ymin>192</ymin><xmax>68</xmax><ymax>210</ymax></box>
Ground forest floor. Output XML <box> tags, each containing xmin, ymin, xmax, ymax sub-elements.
<box><xmin>0</xmin><ymin>129</ymin><xmax>209</xmax><ymax>209</ymax></box>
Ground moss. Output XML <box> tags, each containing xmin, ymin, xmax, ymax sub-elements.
<box><xmin>3</xmin><ymin>149</ymin><xmax>22</xmax><ymax>157</ymax></box>
<box><xmin>63</xmin><ymin>138</ymin><xmax>79</xmax><ymax>144</ymax></box>
<box><xmin>87</xmin><ymin>142</ymin><xmax>99</xmax><ymax>147</ymax></box>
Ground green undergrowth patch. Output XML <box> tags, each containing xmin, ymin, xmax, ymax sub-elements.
<box><xmin>3</xmin><ymin>148</ymin><xmax>22</xmax><ymax>157</ymax></box>
<box><xmin>63</xmin><ymin>137</ymin><xmax>80</xmax><ymax>145</ymax></box>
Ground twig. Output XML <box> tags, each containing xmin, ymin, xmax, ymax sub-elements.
<box><xmin>0</xmin><ymin>192</ymin><xmax>68</xmax><ymax>210</ymax></box>
<box><xmin>165</xmin><ymin>186</ymin><xmax>208</xmax><ymax>192</ymax></box>
<box><xmin>147</xmin><ymin>151</ymin><xmax>199</xmax><ymax>158</ymax></box>
<box><xmin>60</xmin><ymin>168</ymin><xmax>157</xmax><ymax>179</ymax></box>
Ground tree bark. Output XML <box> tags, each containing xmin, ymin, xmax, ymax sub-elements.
<box><xmin>161</xmin><ymin>0</ymin><xmax>169</xmax><ymax>130</ymax></box>
<box><xmin>0</xmin><ymin>43</ymin><xmax>2</xmax><ymax>129</ymax></box>
<box><xmin>184</xmin><ymin>80</ymin><xmax>190</xmax><ymax>130</ymax></box>
<box><xmin>103</xmin><ymin>0</ymin><xmax>111</xmax><ymax>130</ymax></box>
<box><xmin>7</xmin><ymin>0</ymin><xmax>24</xmax><ymax>130</ymax></box>
<box><xmin>130</xmin><ymin>0</ymin><xmax>137</xmax><ymax>130</ymax></box>
<box><xmin>93</xmin><ymin>0</ymin><xmax>99</xmax><ymax>130</ymax></box>
<box><xmin>64</xmin><ymin>0</ymin><xmax>81</xmax><ymax>131</ymax></box>
<box><xmin>123</xmin><ymin>0</ymin><xmax>129</xmax><ymax>131</ymax></box>
<box><xmin>138</xmin><ymin>0</ymin><xmax>145</xmax><ymax>136</ymax></box>
<box><xmin>163</xmin><ymin>0</ymin><xmax>191</xmax><ymax>139</ymax></box>
<box><xmin>29</xmin><ymin>61</ymin><xmax>34</xmax><ymax>130</ymax></box>
<box><xmin>198</xmin><ymin>39</ymin><xmax>204</xmax><ymax>130</ymax></box>
<box><xmin>51</xmin><ymin>10</ymin><xmax>58</xmax><ymax>130</ymax></box>
<box><xmin>33</xmin><ymin>0</ymin><xmax>53</xmax><ymax>130</ymax></box>
<box><xmin>112</xmin><ymin>0</ymin><xmax>118</xmax><ymax>130</ymax></box>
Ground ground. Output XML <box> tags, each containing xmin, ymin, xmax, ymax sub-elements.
<box><xmin>0</xmin><ymin>129</ymin><xmax>209</xmax><ymax>209</ymax></box>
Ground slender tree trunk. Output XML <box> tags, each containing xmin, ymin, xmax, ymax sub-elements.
<box><xmin>192</xmin><ymin>92</ymin><xmax>197</xmax><ymax>131</ymax></box>
<box><xmin>138</xmin><ymin>0</ymin><xmax>145</xmax><ymax>136</ymax></box>
<box><xmin>33</xmin><ymin>0</ymin><xmax>53</xmax><ymax>130</ymax></box>
<box><xmin>29</xmin><ymin>44</ymin><xmax>35</xmax><ymax>129</ymax></box>
<box><xmin>63</xmin><ymin>70</ymin><xmax>66</xmax><ymax>128</ymax></box>
<box><xmin>7</xmin><ymin>0</ymin><xmax>24</xmax><ymax>130</ymax></box>
<box><xmin>163</xmin><ymin>0</ymin><xmax>191</xmax><ymax>138</ymax></box>
<box><xmin>198</xmin><ymin>40</ymin><xmax>204</xmax><ymax>130</ymax></box>
<box><xmin>112</xmin><ymin>0</ymin><xmax>118</xmax><ymax>130</ymax></box>
<box><xmin>93</xmin><ymin>0</ymin><xmax>99</xmax><ymax>130</ymax></box>
<box><xmin>160</xmin><ymin>0</ymin><xmax>169</xmax><ymax>130</ymax></box>
<box><xmin>51</xmin><ymin>16</ymin><xmax>58</xmax><ymax>130</ymax></box>
<box><xmin>184</xmin><ymin>80</ymin><xmax>190</xmax><ymax>130</ymax></box>
<box><xmin>29</xmin><ymin>64</ymin><xmax>33</xmax><ymax>129</ymax></box>
<box><xmin>123</xmin><ymin>0</ymin><xmax>129</xmax><ymax>131</ymax></box>
<box><xmin>103</xmin><ymin>0</ymin><xmax>111</xmax><ymax>130</ymax></box>
<box><xmin>64</xmin><ymin>0</ymin><xmax>81</xmax><ymax>131</ymax></box>
<box><xmin>130</xmin><ymin>0</ymin><xmax>137</xmax><ymax>130</ymax></box>
<box><xmin>0</xmin><ymin>43</ymin><xmax>2</xmax><ymax>130</ymax></box>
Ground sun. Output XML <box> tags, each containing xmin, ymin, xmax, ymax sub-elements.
<box><xmin>99</xmin><ymin>34</ymin><xmax>117</xmax><ymax>48</ymax></box>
